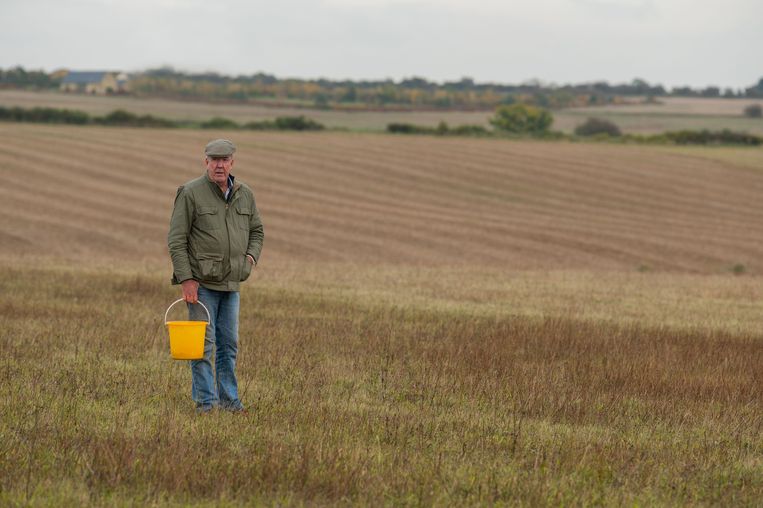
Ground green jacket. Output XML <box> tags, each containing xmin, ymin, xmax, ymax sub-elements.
<box><xmin>168</xmin><ymin>173</ymin><xmax>264</xmax><ymax>291</ymax></box>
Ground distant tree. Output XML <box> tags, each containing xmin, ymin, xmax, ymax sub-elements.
<box><xmin>201</xmin><ymin>117</ymin><xmax>239</xmax><ymax>129</ymax></box>
<box><xmin>95</xmin><ymin>109</ymin><xmax>175</xmax><ymax>127</ymax></box>
<box><xmin>450</xmin><ymin>124</ymin><xmax>489</xmax><ymax>136</ymax></box>
<box><xmin>433</xmin><ymin>96</ymin><xmax>452</xmax><ymax>108</ymax></box>
<box><xmin>313</xmin><ymin>94</ymin><xmax>330</xmax><ymax>109</ymax></box>
<box><xmin>489</xmin><ymin>104</ymin><xmax>553</xmax><ymax>134</ymax></box>
<box><xmin>99</xmin><ymin>109</ymin><xmax>138</xmax><ymax>124</ymax></box>
<box><xmin>340</xmin><ymin>86</ymin><xmax>357</xmax><ymax>103</ymax></box>
<box><xmin>244</xmin><ymin>116</ymin><xmax>324</xmax><ymax>131</ymax></box>
<box><xmin>671</xmin><ymin>86</ymin><xmax>698</xmax><ymax>97</ymax></box>
<box><xmin>700</xmin><ymin>86</ymin><xmax>720</xmax><ymax>97</ymax></box>
<box><xmin>387</xmin><ymin>123</ymin><xmax>420</xmax><ymax>134</ymax></box>
<box><xmin>0</xmin><ymin>66</ymin><xmax>59</xmax><ymax>88</ymax></box>
<box><xmin>664</xmin><ymin>129</ymin><xmax>762</xmax><ymax>146</ymax></box>
<box><xmin>743</xmin><ymin>104</ymin><xmax>762</xmax><ymax>118</ymax></box>
<box><xmin>745</xmin><ymin>78</ymin><xmax>763</xmax><ymax>98</ymax></box>
<box><xmin>243</xmin><ymin>120</ymin><xmax>276</xmax><ymax>130</ymax></box>
<box><xmin>443</xmin><ymin>77</ymin><xmax>474</xmax><ymax>91</ymax></box>
<box><xmin>575</xmin><ymin>117</ymin><xmax>622</xmax><ymax>137</ymax></box>
<box><xmin>0</xmin><ymin>106</ymin><xmax>89</xmax><ymax>124</ymax></box>
<box><xmin>630</xmin><ymin>78</ymin><xmax>651</xmax><ymax>94</ymax></box>
<box><xmin>274</xmin><ymin>115</ymin><xmax>324</xmax><ymax>131</ymax></box>
<box><xmin>250</xmin><ymin>72</ymin><xmax>278</xmax><ymax>85</ymax></box>
<box><xmin>400</xmin><ymin>77</ymin><xmax>434</xmax><ymax>89</ymax></box>
<box><xmin>532</xmin><ymin>92</ymin><xmax>550</xmax><ymax>108</ymax></box>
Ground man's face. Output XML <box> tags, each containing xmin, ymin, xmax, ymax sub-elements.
<box><xmin>205</xmin><ymin>156</ymin><xmax>234</xmax><ymax>186</ymax></box>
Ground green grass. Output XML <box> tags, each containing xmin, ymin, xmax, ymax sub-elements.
<box><xmin>2</xmin><ymin>263</ymin><xmax>763</xmax><ymax>506</ymax></box>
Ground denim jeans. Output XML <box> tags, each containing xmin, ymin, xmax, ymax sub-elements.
<box><xmin>187</xmin><ymin>286</ymin><xmax>243</xmax><ymax>410</ymax></box>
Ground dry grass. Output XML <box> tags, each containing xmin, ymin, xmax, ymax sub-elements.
<box><xmin>253</xmin><ymin>263</ymin><xmax>763</xmax><ymax>335</ymax></box>
<box><xmin>2</xmin><ymin>265</ymin><xmax>763</xmax><ymax>506</ymax></box>
<box><xmin>2</xmin><ymin>124</ymin><xmax>763</xmax><ymax>505</ymax></box>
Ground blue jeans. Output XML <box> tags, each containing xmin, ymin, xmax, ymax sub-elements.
<box><xmin>187</xmin><ymin>286</ymin><xmax>243</xmax><ymax>410</ymax></box>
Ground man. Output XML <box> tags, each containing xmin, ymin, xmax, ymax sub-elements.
<box><xmin>168</xmin><ymin>138</ymin><xmax>264</xmax><ymax>413</ymax></box>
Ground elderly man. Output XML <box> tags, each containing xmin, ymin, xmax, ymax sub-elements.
<box><xmin>168</xmin><ymin>139</ymin><xmax>264</xmax><ymax>413</ymax></box>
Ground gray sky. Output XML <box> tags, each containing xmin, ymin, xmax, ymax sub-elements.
<box><xmin>0</xmin><ymin>0</ymin><xmax>760</xmax><ymax>89</ymax></box>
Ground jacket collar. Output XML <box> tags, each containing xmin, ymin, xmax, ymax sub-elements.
<box><xmin>204</xmin><ymin>173</ymin><xmax>240</xmax><ymax>201</ymax></box>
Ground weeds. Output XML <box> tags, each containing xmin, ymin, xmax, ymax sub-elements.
<box><xmin>2</xmin><ymin>264</ymin><xmax>763</xmax><ymax>505</ymax></box>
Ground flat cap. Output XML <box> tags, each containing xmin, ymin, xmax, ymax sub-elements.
<box><xmin>205</xmin><ymin>139</ymin><xmax>236</xmax><ymax>157</ymax></box>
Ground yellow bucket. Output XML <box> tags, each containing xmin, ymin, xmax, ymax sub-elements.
<box><xmin>164</xmin><ymin>299</ymin><xmax>210</xmax><ymax>360</ymax></box>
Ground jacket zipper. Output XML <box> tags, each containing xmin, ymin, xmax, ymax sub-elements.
<box><xmin>225</xmin><ymin>187</ymin><xmax>237</xmax><ymax>284</ymax></box>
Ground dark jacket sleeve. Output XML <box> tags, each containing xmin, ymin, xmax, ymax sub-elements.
<box><xmin>168</xmin><ymin>186</ymin><xmax>194</xmax><ymax>283</ymax></box>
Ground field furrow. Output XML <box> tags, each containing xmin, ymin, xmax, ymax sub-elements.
<box><xmin>1</xmin><ymin>124</ymin><xmax>762</xmax><ymax>272</ymax></box>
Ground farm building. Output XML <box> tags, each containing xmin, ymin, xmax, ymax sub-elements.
<box><xmin>60</xmin><ymin>71</ymin><xmax>129</xmax><ymax>94</ymax></box>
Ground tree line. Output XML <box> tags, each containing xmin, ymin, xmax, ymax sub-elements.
<box><xmin>0</xmin><ymin>103</ymin><xmax>759</xmax><ymax>145</ymax></box>
<box><xmin>0</xmin><ymin>106</ymin><xmax>324</xmax><ymax>131</ymax></box>
<box><xmin>388</xmin><ymin>104</ymin><xmax>762</xmax><ymax>146</ymax></box>
<box><xmin>3</xmin><ymin>66</ymin><xmax>763</xmax><ymax>110</ymax></box>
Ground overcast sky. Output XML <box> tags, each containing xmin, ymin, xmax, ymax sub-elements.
<box><xmin>0</xmin><ymin>0</ymin><xmax>760</xmax><ymax>89</ymax></box>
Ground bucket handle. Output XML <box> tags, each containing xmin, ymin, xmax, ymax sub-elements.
<box><xmin>164</xmin><ymin>298</ymin><xmax>211</xmax><ymax>325</ymax></box>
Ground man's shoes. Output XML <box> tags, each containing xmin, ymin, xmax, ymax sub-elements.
<box><xmin>195</xmin><ymin>403</ymin><xmax>216</xmax><ymax>415</ymax></box>
<box><xmin>220</xmin><ymin>403</ymin><xmax>247</xmax><ymax>414</ymax></box>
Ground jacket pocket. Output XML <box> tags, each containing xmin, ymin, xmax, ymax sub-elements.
<box><xmin>240</xmin><ymin>255</ymin><xmax>253</xmax><ymax>282</ymax></box>
<box><xmin>198</xmin><ymin>253</ymin><xmax>224</xmax><ymax>281</ymax></box>
<box><xmin>235</xmin><ymin>206</ymin><xmax>251</xmax><ymax>230</ymax></box>
<box><xmin>196</xmin><ymin>207</ymin><xmax>219</xmax><ymax>230</ymax></box>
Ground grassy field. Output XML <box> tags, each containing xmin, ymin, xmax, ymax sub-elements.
<box><xmin>554</xmin><ymin>97</ymin><xmax>763</xmax><ymax>135</ymax></box>
<box><xmin>2</xmin><ymin>124</ymin><xmax>763</xmax><ymax>505</ymax></box>
<box><xmin>3</xmin><ymin>89</ymin><xmax>763</xmax><ymax>134</ymax></box>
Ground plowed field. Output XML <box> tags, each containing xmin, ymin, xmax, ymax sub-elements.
<box><xmin>2</xmin><ymin>123</ymin><xmax>763</xmax><ymax>273</ymax></box>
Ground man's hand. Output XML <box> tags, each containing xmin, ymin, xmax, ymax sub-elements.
<box><xmin>246</xmin><ymin>254</ymin><xmax>256</xmax><ymax>267</ymax></box>
<box><xmin>181</xmin><ymin>279</ymin><xmax>199</xmax><ymax>304</ymax></box>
